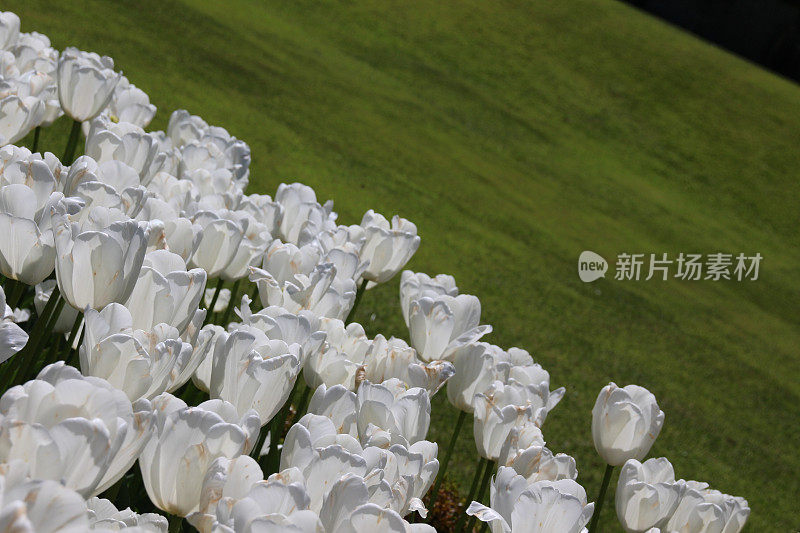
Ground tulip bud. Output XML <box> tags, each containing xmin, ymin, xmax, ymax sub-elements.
<box><xmin>591</xmin><ymin>382</ymin><xmax>665</xmax><ymax>467</ymax></box>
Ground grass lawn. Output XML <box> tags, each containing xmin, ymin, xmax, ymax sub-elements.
<box><xmin>8</xmin><ymin>0</ymin><xmax>799</xmax><ymax>530</ymax></box>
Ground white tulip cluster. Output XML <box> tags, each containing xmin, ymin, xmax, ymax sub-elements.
<box><xmin>0</xmin><ymin>10</ymin><xmax>750</xmax><ymax>533</ymax></box>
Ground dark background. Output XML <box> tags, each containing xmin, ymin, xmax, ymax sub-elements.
<box><xmin>624</xmin><ymin>0</ymin><xmax>800</xmax><ymax>82</ymax></box>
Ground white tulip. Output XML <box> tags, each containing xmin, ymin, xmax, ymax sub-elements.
<box><xmin>407</xmin><ymin>293</ymin><xmax>491</xmax><ymax>362</ymax></box>
<box><xmin>204</xmin><ymin>287</ymin><xmax>231</xmax><ymax>313</ymax></box>
<box><xmin>664</xmin><ymin>481</ymin><xmax>749</xmax><ymax>533</ymax></box>
<box><xmin>472</xmin><ymin>382</ymin><xmax>541</xmax><ymax>461</ymax></box>
<box><xmin>359</xmin><ymin>210</ymin><xmax>420</xmax><ymax>285</ymax></box>
<box><xmin>53</xmin><ymin>205</ymin><xmax>149</xmax><ymax>310</ymax></box>
<box><xmin>125</xmin><ymin>249</ymin><xmax>206</xmax><ymax>334</ymax></box>
<box><xmin>191</xmin><ymin>455</ymin><xmax>264</xmax><ymax>520</ymax></box>
<box><xmin>56</xmin><ymin>47</ymin><xmax>121</xmax><ymax>122</ymax></box>
<box><xmin>250</xmin><ymin>262</ymin><xmax>356</xmax><ymax>320</ymax></box>
<box><xmin>189</xmin><ymin>210</ymin><xmax>246</xmax><ymax>277</ymax></box>
<box><xmin>136</xmin><ymin>197</ymin><xmax>201</xmax><ymax>262</ymax></box>
<box><xmin>139</xmin><ymin>393</ymin><xmax>260</xmax><ymax>517</ymax></box>
<box><xmin>0</xmin><ymin>284</ymin><xmax>27</xmax><ymax>363</ymax></box>
<box><xmin>304</xmin><ymin>318</ymin><xmax>371</xmax><ymax>390</ymax></box>
<box><xmin>365</xmin><ymin>334</ymin><xmax>455</xmax><ymax>396</ymax></box>
<box><xmin>0</xmin><ymin>94</ymin><xmax>44</xmax><ymax>145</ymax></box>
<box><xmin>238</xmin><ymin>193</ymin><xmax>283</xmax><ymax>237</ymax></box>
<box><xmin>85</xmin><ymin>117</ymin><xmax>158</xmax><ymax>178</ymax></box>
<box><xmin>188</xmin><ymin>467</ymin><xmax>321</xmax><ymax>533</ymax></box>
<box><xmin>190</xmin><ymin>324</ymin><xmax>228</xmax><ymax>393</ymax></box>
<box><xmin>35</xmin><ymin>279</ymin><xmax>78</xmax><ymax>333</ymax></box>
<box><xmin>467</xmin><ymin>467</ymin><xmax>594</xmax><ymax>533</ymax></box>
<box><xmin>446</xmin><ymin>343</ymin><xmax>511</xmax><ymax>413</ymax></box>
<box><xmin>615</xmin><ymin>458</ymin><xmax>684</xmax><ymax>532</ymax></box>
<box><xmin>275</xmin><ymin>182</ymin><xmax>337</xmax><ymax>244</ymax></box>
<box><xmin>592</xmin><ymin>382</ymin><xmax>665</xmax><ymax>466</ymax></box>
<box><xmin>220</xmin><ymin>213</ymin><xmax>270</xmax><ymax>281</ymax></box>
<box><xmin>0</xmin><ymin>459</ymin><xmax>90</xmax><ymax>533</ymax></box>
<box><xmin>87</xmin><ymin>497</ymin><xmax>168</xmax><ymax>531</ymax></box>
<box><xmin>234</xmin><ymin>299</ymin><xmax>327</xmax><ymax>366</ymax></box>
<box><xmin>399</xmin><ymin>270</ymin><xmax>458</xmax><ymax>327</ymax></box>
<box><xmin>356</xmin><ymin>379</ymin><xmax>430</xmax><ymax>445</ymax></box>
<box><xmin>101</xmin><ymin>75</ymin><xmax>156</xmax><ymax>129</ymax></box>
<box><xmin>0</xmin><ymin>153</ymin><xmax>69</xmax><ymax>284</ymax></box>
<box><xmin>80</xmin><ymin>303</ymin><xmax>205</xmax><ymax>400</ymax></box>
<box><xmin>209</xmin><ymin>328</ymin><xmax>302</xmax><ymax>424</ymax></box>
<box><xmin>0</xmin><ymin>362</ymin><xmax>154</xmax><ymax>496</ymax></box>
<box><xmin>307</xmin><ymin>383</ymin><xmax>359</xmax><ymax>439</ymax></box>
<box><xmin>498</xmin><ymin>424</ymin><xmax>577</xmax><ymax>484</ymax></box>
<box><xmin>0</xmin><ymin>12</ymin><xmax>20</xmax><ymax>50</ymax></box>
<box><xmin>319</xmin><ymin>475</ymin><xmax>436</xmax><ymax>533</ymax></box>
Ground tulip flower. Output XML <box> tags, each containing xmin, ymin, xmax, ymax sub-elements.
<box><xmin>319</xmin><ymin>474</ymin><xmax>436</xmax><ymax>532</ymax></box>
<box><xmin>53</xmin><ymin>205</ymin><xmax>149</xmax><ymax>310</ymax></box>
<box><xmin>189</xmin><ymin>209</ymin><xmax>247</xmax><ymax>277</ymax></box>
<box><xmin>472</xmin><ymin>381</ymin><xmax>542</xmax><ymax>461</ymax></box>
<box><xmin>85</xmin><ymin>117</ymin><xmax>158</xmax><ymax>178</ymax></box>
<box><xmin>191</xmin><ymin>455</ymin><xmax>264</xmax><ymax>520</ymax></box>
<box><xmin>80</xmin><ymin>303</ymin><xmax>207</xmax><ymax>400</ymax></box>
<box><xmin>497</xmin><ymin>423</ymin><xmax>577</xmax><ymax>485</ymax></box>
<box><xmin>446</xmin><ymin>343</ymin><xmax>512</xmax><ymax>413</ymax></box>
<box><xmin>664</xmin><ymin>481</ymin><xmax>749</xmax><ymax>533</ymax></box>
<box><xmin>204</xmin><ymin>286</ymin><xmax>230</xmax><ymax>313</ymax></box>
<box><xmin>235</xmin><ymin>299</ymin><xmax>327</xmax><ymax>366</ymax></box>
<box><xmin>0</xmin><ymin>94</ymin><xmax>44</xmax><ymax>145</ymax></box>
<box><xmin>307</xmin><ymin>383</ymin><xmax>359</xmax><ymax>439</ymax></box>
<box><xmin>209</xmin><ymin>328</ymin><xmax>302</xmax><ymax>424</ymax></box>
<box><xmin>589</xmin><ymin>382</ymin><xmax>665</xmax><ymax>533</ymax></box>
<box><xmin>359</xmin><ymin>210</ymin><xmax>420</xmax><ymax>285</ymax></box>
<box><xmin>466</xmin><ymin>467</ymin><xmax>595</xmax><ymax>533</ymax></box>
<box><xmin>86</xmin><ymin>497</ymin><xmax>168</xmax><ymax>531</ymax></box>
<box><xmin>250</xmin><ymin>261</ymin><xmax>356</xmax><ymax>320</ymax></box>
<box><xmin>364</xmin><ymin>334</ymin><xmax>455</xmax><ymax>396</ymax></box>
<box><xmin>0</xmin><ymin>284</ymin><xmax>27</xmax><ymax>363</ymax></box>
<box><xmin>0</xmin><ymin>152</ymin><xmax>75</xmax><ymax>285</ymax></box>
<box><xmin>592</xmin><ymin>382</ymin><xmax>665</xmax><ymax>467</ymax></box>
<box><xmin>0</xmin><ymin>362</ymin><xmax>154</xmax><ymax>496</ymax></box>
<box><xmin>399</xmin><ymin>270</ymin><xmax>458</xmax><ymax>327</ymax></box>
<box><xmin>56</xmin><ymin>47</ymin><xmax>120</xmax><ymax>122</ymax></box>
<box><xmin>275</xmin><ymin>182</ymin><xmax>337</xmax><ymax>244</ymax></box>
<box><xmin>356</xmin><ymin>379</ymin><xmax>431</xmax><ymax>445</ymax></box>
<box><xmin>0</xmin><ymin>12</ymin><xmax>20</xmax><ymax>50</ymax></box>
<box><xmin>96</xmin><ymin>75</ymin><xmax>156</xmax><ymax>129</ymax></box>
<box><xmin>615</xmin><ymin>458</ymin><xmax>684</xmax><ymax>532</ymax></box>
<box><xmin>124</xmin><ymin>249</ymin><xmax>206</xmax><ymax>334</ymax></box>
<box><xmin>407</xmin><ymin>293</ymin><xmax>491</xmax><ymax>362</ymax></box>
<box><xmin>187</xmin><ymin>467</ymin><xmax>322</xmax><ymax>533</ymax></box>
<box><xmin>138</xmin><ymin>393</ymin><xmax>260</xmax><ymax>517</ymax></box>
<box><xmin>0</xmin><ymin>459</ymin><xmax>91</xmax><ymax>533</ymax></box>
<box><xmin>304</xmin><ymin>318</ymin><xmax>371</xmax><ymax>390</ymax></box>
<box><xmin>220</xmin><ymin>213</ymin><xmax>270</xmax><ymax>282</ymax></box>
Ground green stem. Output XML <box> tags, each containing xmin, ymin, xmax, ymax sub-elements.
<box><xmin>62</xmin><ymin>119</ymin><xmax>82</xmax><ymax>164</ymax></box>
<box><xmin>6</xmin><ymin>279</ymin><xmax>25</xmax><ymax>309</ymax></box>
<box><xmin>454</xmin><ymin>456</ymin><xmax>486</xmax><ymax>532</ymax></box>
<box><xmin>261</xmin><ymin>416</ymin><xmax>281</xmax><ymax>474</ymax></box>
<box><xmin>250</xmin><ymin>423</ymin><xmax>270</xmax><ymax>460</ymax></box>
<box><xmin>427</xmin><ymin>410</ymin><xmax>466</xmax><ymax>514</ymax></box>
<box><xmin>17</xmin><ymin>295</ymin><xmax>64</xmax><ymax>384</ymax></box>
<box><xmin>218</xmin><ymin>279</ymin><xmax>241</xmax><ymax>325</ymax></box>
<box><xmin>205</xmin><ymin>279</ymin><xmax>224</xmax><ymax>325</ymax></box>
<box><xmin>587</xmin><ymin>463</ymin><xmax>615</xmax><ymax>533</ymax></box>
<box><xmin>344</xmin><ymin>278</ymin><xmax>368</xmax><ymax>325</ymax></box>
<box><xmin>32</xmin><ymin>126</ymin><xmax>41</xmax><ymax>153</ymax></box>
<box><xmin>466</xmin><ymin>459</ymin><xmax>496</xmax><ymax>532</ymax></box>
<box><xmin>4</xmin><ymin>287</ymin><xmax>61</xmax><ymax>388</ymax></box>
<box><xmin>297</xmin><ymin>383</ymin><xmax>312</xmax><ymax>418</ymax></box>
<box><xmin>62</xmin><ymin>313</ymin><xmax>83</xmax><ymax>367</ymax></box>
<box><xmin>167</xmin><ymin>514</ymin><xmax>183</xmax><ymax>533</ymax></box>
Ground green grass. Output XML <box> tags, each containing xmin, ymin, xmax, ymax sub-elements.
<box><xmin>8</xmin><ymin>0</ymin><xmax>799</xmax><ymax>530</ymax></box>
